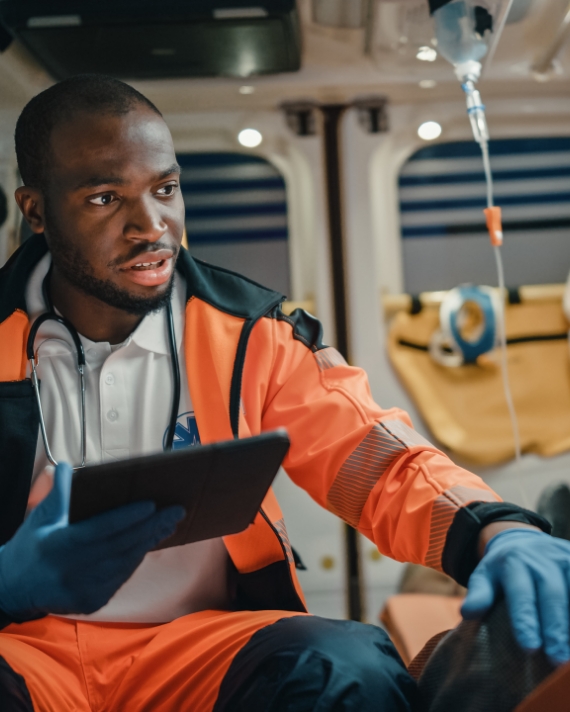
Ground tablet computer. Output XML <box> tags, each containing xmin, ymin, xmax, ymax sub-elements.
<box><xmin>69</xmin><ymin>430</ymin><xmax>290</xmax><ymax>550</ymax></box>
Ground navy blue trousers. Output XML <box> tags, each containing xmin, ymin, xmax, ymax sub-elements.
<box><xmin>214</xmin><ymin>616</ymin><xmax>421</xmax><ymax>712</ymax></box>
<box><xmin>0</xmin><ymin>656</ymin><xmax>34</xmax><ymax>712</ymax></box>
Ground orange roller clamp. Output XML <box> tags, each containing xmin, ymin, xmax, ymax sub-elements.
<box><xmin>484</xmin><ymin>206</ymin><xmax>503</xmax><ymax>246</ymax></box>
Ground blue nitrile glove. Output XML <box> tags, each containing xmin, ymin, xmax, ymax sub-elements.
<box><xmin>0</xmin><ymin>462</ymin><xmax>185</xmax><ymax>621</ymax></box>
<box><xmin>462</xmin><ymin>528</ymin><xmax>570</xmax><ymax>665</ymax></box>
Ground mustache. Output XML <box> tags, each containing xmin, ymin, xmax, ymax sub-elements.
<box><xmin>107</xmin><ymin>242</ymin><xmax>179</xmax><ymax>269</ymax></box>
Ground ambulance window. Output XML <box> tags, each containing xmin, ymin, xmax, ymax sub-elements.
<box><xmin>178</xmin><ymin>152</ymin><xmax>290</xmax><ymax>295</ymax></box>
<box><xmin>399</xmin><ymin>137</ymin><xmax>570</xmax><ymax>293</ymax></box>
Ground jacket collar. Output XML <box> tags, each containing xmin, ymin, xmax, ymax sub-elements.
<box><xmin>0</xmin><ymin>233</ymin><xmax>49</xmax><ymax>324</ymax></box>
<box><xmin>177</xmin><ymin>248</ymin><xmax>285</xmax><ymax>320</ymax></box>
<box><xmin>0</xmin><ymin>233</ymin><xmax>284</xmax><ymax>325</ymax></box>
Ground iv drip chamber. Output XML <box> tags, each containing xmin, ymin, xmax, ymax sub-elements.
<box><xmin>433</xmin><ymin>0</ymin><xmax>490</xmax><ymax>67</ymax></box>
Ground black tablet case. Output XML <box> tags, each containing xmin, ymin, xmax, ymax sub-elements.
<box><xmin>69</xmin><ymin>430</ymin><xmax>290</xmax><ymax>550</ymax></box>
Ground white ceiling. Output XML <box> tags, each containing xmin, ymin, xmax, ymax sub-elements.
<box><xmin>0</xmin><ymin>0</ymin><xmax>569</xmax><ymax>116</ymax></box>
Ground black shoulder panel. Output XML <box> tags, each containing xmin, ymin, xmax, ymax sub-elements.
<box><xmin>270</xmin><ymin>306</ymin><xmax>328</xmax><ymax>352</ymax></box>
<box><xmin>0</xmin><ymin>380</ymin><xmax>39</xmax><ymax>546</ymax></box>
<box><xmin>0</xmin><ymin>234</ymin><xmax>48</xmax><ymax>323</ymax></box>
<box><xmin>176</xmin><ymin>249</ymin><xmax>285</xmax><ymax>321</ymax></box>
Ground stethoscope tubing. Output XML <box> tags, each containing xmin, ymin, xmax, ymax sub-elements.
<box><xmin>165</xmin><ymin>298</ymin><xmax>180</xmax><ymax>452</ymax></box>
<box><xmin>27</xmin><ymin>311</ymin><xmax>87</xmax><ymax>469</ymax></box>
<box><xmin>27</xmin><ymin>268</ymin><xmax>180</xmax><ymax>469</ymax></box>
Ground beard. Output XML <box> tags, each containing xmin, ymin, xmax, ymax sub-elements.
<box><xmin>44</xmin><ymin>201</ymin><xmax>176</xmax><ymax>316</ymax></box>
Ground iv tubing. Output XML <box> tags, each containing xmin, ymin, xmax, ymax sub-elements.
<box><xmin>462</xmin><ymin>64</ymin><xmax>525</xmax><ymax>483</ymax></box>
<box><xmin>481</xmin><ymin>138</ymin><xmax>494</xmax><ymax>212</ymax></box>
<box><xmin>480</xmin><ymin>136</ymin><xmax>526</xmax><ymax>499</ymax></box>
<box><xmin>492</xmin><ymin>232</ymin><xmax>523</xmax><ymax>464</ymax></box>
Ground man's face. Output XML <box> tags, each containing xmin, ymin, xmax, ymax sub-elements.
<box><xmin>41</xmin><ymin>106</ymin><xmax>184</xmax><ymax>314</ymax></box>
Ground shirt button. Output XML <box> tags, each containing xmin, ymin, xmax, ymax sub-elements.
<box><xmin>107</xmin><ymin>409</ymin><xmax>119</xmax><ymax>422</ymax></box>
<box><xmin>105</xmin><ymin>373</ymin><xmax>115</xmax><ymax>385</ymax></box>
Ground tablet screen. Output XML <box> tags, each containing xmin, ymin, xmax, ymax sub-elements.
<box><xmin>69</xmin><ymin>430</ymin><xmax>290</xmax><ymax>549</ymax></box>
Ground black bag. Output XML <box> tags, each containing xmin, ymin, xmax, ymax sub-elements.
<box><xmin>415</xmin><ymin>599</ymin><xmax>555</xmax><ymax>712</ymax></box>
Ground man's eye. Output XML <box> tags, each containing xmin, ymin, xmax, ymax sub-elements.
<box><xmin>157</xmin><ymin>184</ymin><xmax>177</xmax><ymax>196</ymax></box>
<box><xmin>89</xmin><ymin>194</ymin><xmax>115</xmax><ymax>206</ymax></box>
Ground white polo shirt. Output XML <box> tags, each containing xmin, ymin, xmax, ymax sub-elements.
<box><xmin>25</xmin><ymin>253</ymin><xmax>232</xmax><ymax>622</ymax></box>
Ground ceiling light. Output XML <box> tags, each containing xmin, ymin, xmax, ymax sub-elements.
<box><xmin>416</xmin><ymin>46</ymin><xmax>437</xmax><ymax>62</ymax></box>
<box><xmin>418</xmin><ymin>121</ymin><xmax>442</xmax><ymax>141</ymax></box>
<box><xmin>239</xmin><ymin>85</ymin><xmax>256</xmax><ymax>95</ymax></box>
<box><xmin>419</xmin><ymin>79</ymin><xmax>437</xmax><ymax>89</ymax></box>
<box><xmin>238</xmin><ymin>128</ymin><xmax>263</xmax><ymax>148</ymax></box>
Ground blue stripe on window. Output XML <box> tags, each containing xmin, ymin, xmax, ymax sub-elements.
<box><xmin>400</xmin><ymin>191</ymin><xmax>570</xmax><ymax>213</ymax></box>
<box><xmin>185</xmin><ymin>202</ymin><xmax>288</xmax><ymax>219</ymax></box>
<box><xmin>403</xmin><ymin>224</ymin><xmax>465</xmax><ymax>238</ymax></box>
<box><xmin>408</xmin><ymin>138</ymin><xmax>570</xmax><ymax>161</ymax></box>
<box><xmin>177</xmin><ymin>152</ymin><xmax>271</xmax><ymax>167</ymax></box>
<box><xmin>185</xmin><ymin>228</ymin><xmax>288</xmax><ymax>244</ymax></box>
<box><xmin>399</xmin><ymin>166</ymin><xmax>570</xmax><ymax>187</ymax></box>
<box><xmin>402</xmin><ymin>217</ymin><xmax>570</xmax><ymax>238</ymax></box>
<box><xmin>180</xmin><ymin>178</ymin><xmax>285</xmax><ymax>193</ymax></box>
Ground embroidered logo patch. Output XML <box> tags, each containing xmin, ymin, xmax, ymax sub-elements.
<box><xmin>162</xmin><ymin>411</ymin><xmax>201</xmax><ymax>450</ymax></box>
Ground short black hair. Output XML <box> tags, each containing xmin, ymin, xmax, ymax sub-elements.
<box><xmin>15</xmin><ymin>74</ymin><xmax>162</xmax><ymax>191</ymax></box>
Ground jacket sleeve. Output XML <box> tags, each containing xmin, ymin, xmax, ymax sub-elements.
<box><xmin>253</xmin><ymin>308</ymin><xmax>549</xmax><ymax>586</ymax></box>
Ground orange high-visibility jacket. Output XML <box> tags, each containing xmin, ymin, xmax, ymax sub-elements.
<box><xmin>0</xmin><ymin>235</ymin><xmax>546</xmax><ymax>623</ymax></box>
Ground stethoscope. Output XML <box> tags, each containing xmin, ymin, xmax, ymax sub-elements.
<box><xmin>26</xmin><ymin>268</ymin><xmax>181</xmax><ymax>469</ymax></box>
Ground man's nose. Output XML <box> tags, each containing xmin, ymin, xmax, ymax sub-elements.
<box><xmin>123</xmin><ymin>196</ymin><xmax>167</xmax><ymax>242</ymax></box>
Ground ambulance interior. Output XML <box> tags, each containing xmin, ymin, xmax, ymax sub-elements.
<box><xmin>1</xmin><ymin>0</ymin><xmax>570</xmax><ymax>708</ymax></box>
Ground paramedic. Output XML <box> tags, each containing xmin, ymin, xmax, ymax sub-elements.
<box><xmin>0</xmin><ymin>75</ymin><xmax>563</xmax><ymax>712</ymax></box>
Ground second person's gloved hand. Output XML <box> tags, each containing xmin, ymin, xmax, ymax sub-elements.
<box><xmin>462</xmin><ymin>528</ymin><xmax>570</xmax><ymax>665</ymax></box>
<box><xmin>0</xmin><ymin>462</ymin><xmax>185</xmax><ymax>621</ymax></box>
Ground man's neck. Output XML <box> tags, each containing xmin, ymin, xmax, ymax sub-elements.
<box><xmin>49</xmin><ymin>267</ymin><xmax>144</xmax><ymax>345</ymax></box>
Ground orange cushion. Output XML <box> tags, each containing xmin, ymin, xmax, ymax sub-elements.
<box><xmin>380</xmin><ymin>594</ymin><xmax>463</xmax><ymax>665</ymax></box>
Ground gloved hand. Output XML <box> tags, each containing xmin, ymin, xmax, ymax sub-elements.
<box><xmin>0</xmin><ymin>462</ymin><xmax>185</xmax><ymax>621</ymax></box>
<box><xmin>462</xmin><ymin>528</ymin><xmax>570</xmax><ymax>665</ymax></box>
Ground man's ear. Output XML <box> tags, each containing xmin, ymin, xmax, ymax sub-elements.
<box><xmin>14</xmin><ymin>186</ymin><xmax>46</xmax><ymax>234</ymax></box>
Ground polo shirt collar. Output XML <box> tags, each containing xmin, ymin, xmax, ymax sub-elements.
<box><xmin>129</xmin><ymin>273</ymin><xmax>185</xmax><ymax>356</ymax></box>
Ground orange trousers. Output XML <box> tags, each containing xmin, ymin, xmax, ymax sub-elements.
<box><xmin>0</xmin><ymin>609</ymin><xmax>306</xmax><ymax>712</ymax></box>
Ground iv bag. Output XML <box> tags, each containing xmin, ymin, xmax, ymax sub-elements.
<box><xmin>433</xmin><ymin>0</ymin><xmax>491</xmax><ymax>66</ymax></box>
